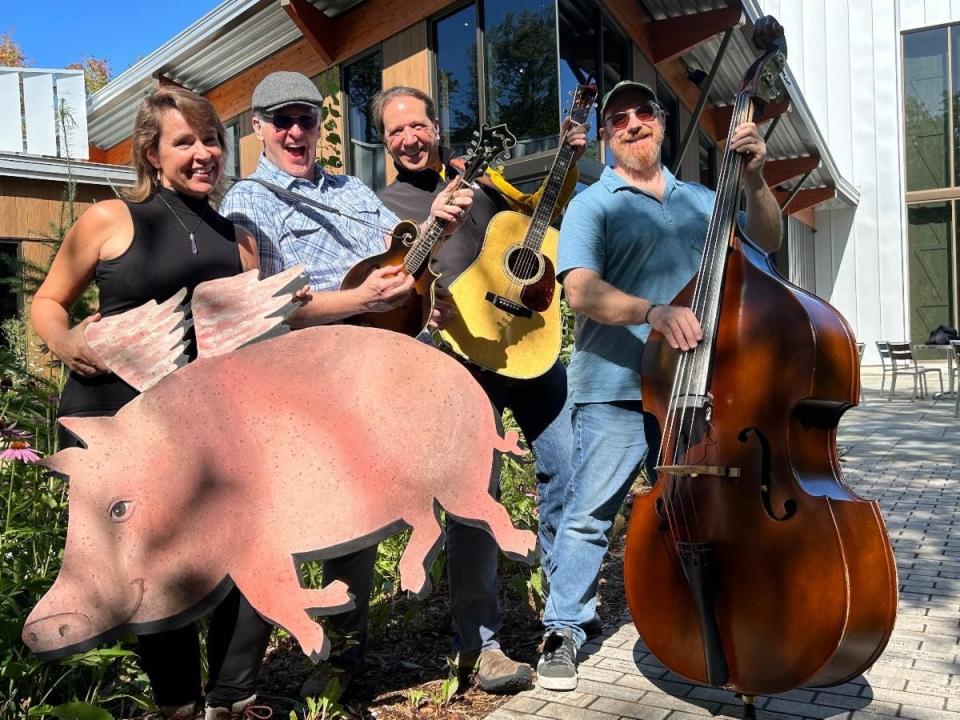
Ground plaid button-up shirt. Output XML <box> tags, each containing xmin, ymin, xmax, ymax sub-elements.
<box><xmin>220</xmin><ymin>154</ymin><xmax>400</xmax><ymax>289</ymax></box>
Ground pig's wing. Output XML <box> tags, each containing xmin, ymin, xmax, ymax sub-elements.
<box><xmin>84</xmin><ymin>289</ymin><xmax>191</xmax><ymax>392</ymax></box>
<box><xmin>192</xmin><ymin>266</ymin><xmax>307</xmax><ymax>359</ymax></box>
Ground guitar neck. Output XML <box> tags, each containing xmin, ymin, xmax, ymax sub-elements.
<box><xmin>403</xmin><ymin>173</ymin><xmax>467</xmax><ymax>273</ymax></box>
<box><xmin>522</xmin><ymin>138</ymin><xmax>578</xmax><ymax>252</ymax></box>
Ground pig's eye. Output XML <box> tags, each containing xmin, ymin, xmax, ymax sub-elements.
<box><xmin>108</xmin><ymin>500</ymin><xmax>135</xmax><ymax>522</ymax></box>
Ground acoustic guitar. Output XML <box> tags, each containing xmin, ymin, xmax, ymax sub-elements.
<box><xmin>439</xmin><ymin>83</ymin><xmax>597</xmax><ymax>378</ymax></box>
<box><xmin>340</xmin><ymin>123</ymin><xmax>516</xmax><ymax>336</ymax></box>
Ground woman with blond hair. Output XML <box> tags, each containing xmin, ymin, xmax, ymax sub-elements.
<box><xmin>31</xmin><ymin>86</ymin><xmax>272</xmax><ymax>719</ymax></box>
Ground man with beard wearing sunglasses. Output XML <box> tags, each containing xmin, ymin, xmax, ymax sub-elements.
<box><xmin>220</xmin><ymin>71</ymin><xmax>473</xmax><ymax>701</ymax></box>
<box><xmin>537</xmin><ymin>80</ymin><xmax>782</xmax><ymax>691</ymax></box>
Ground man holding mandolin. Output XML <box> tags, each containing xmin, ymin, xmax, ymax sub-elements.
<box><xmin>373</xmin><ymin>85</ymin><xmax>588</xmax><ymax>694</ymax></box>
<box><xmin>220</xmin><ymin>71</ymin><xmax>474</xmax><ymax>698</ymax></box>
<box><xmin>537</xmin><ymin>80</ymin><xmax>783</xmax><ymax>690</ymax></box>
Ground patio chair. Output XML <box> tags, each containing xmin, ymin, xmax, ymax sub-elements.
<box><xmin>856</xmin><ymin>342</ymin><xmax>865</xmax><ymax>402</ymax></box>
<box><xmin>875</xmin><ymin>341</ymin><xmax>891</xmax><ymax>391</ymax></box>
<box><xmin>887</xmin><ymin>342</ymin><xmax>943</xmax><ymax>401</ymax></box>
<box><xmin>952</xmin><ymin>340</ymin><xmax>960</xmax><ymax>417</ymax></box>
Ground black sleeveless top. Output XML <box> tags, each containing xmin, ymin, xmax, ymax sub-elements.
<box><xmin>58</xmin><ymin>187</ymin><xmax>243</xmax><ymax>416</ymax></box>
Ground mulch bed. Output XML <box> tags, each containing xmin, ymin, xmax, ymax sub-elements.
<box><xmin>256</xmin><ymin>510</ymin><xmax>631</xmax><ymax>719</ymax></box>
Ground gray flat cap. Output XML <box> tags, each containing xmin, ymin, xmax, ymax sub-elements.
<box><xmin>252</xmin><ymin>71</ymin><xmax>323</xmax><ymax>113</ymax></box>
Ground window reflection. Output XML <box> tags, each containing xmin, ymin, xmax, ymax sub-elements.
<box><xmin>904</xmin><ymin>28</ymin><xmax>948</xmax><ymax>191</ymax></box>
<box><xmin>343</xmin><ymin>52</ymin><xmax>386</xmax><ymax>191</ymax></box>
<box><xmin>558</xmin><ymin>0</ymin><xmax>600</xmax><ymax>160</ymax></box>
<box><xmin>484</xmin><ymin>0</ymin><xmax>559</xmax><ymax>158</ymax></box>
<box><xmin>435</xmin><ymin>5</ymin><xmax>480</xmax><ymax>157</ymax></box>
<box><xmin>907</xmin><ymin>203</ymin><xmax>954</xmax><ymax>345</ymax></box>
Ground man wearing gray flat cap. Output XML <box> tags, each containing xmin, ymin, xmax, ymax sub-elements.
<box><xmin>222</xmin><ymin>70</ymin><xmax>472</xmax><ymax>324</ymax></box>
<box><xmin>220</xmin><ymin>70</ymin><xmax>473</xmax><ymax>700</ymax></box>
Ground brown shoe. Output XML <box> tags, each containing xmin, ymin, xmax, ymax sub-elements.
<box><xmin>459</xmin><ymin>649</ymin><xmax>534</xmax><ymax>694</ymax></box>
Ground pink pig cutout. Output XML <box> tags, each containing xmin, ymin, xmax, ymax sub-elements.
<box><xmin>24</xmin><ymin>266</ymin><xmax>537</xmax><ymax>662</ymax></box>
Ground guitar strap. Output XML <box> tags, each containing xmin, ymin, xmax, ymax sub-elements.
<box><xmin>231</xmin><ymin>177</ymin><xmax>402</xmax><ymax>238</ymax></box>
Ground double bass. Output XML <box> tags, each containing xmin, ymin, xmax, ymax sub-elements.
<box><xmin>623</xmin><ymin>16</ymin><xmax>897</xmax><ymax>706</ymax></box>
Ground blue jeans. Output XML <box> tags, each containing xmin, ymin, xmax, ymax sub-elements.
<box><xmin>541</xmin><ymin>401</ymin><xmax>658</xmax><ymax>648</ymax></box>
<box><xmin>446</xmin><ymin>360</ymin><xmax>572</xmax><ymax>654</ymax></box>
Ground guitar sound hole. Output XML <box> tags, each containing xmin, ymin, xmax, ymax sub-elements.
<box><xmin>506</xmin><ymin>247</ymin><xmax>543</xmax><ymax>283</ymax></box>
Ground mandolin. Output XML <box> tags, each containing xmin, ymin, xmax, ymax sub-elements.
<box><xmin>438</xmin><ymin>83</ymin><xmax>597</xmax><ymax>379</ymax></box>
<box><xmin>340</xmin><ymin>123</ymin><xmax>516</xmax><ymax>336</ymax></box>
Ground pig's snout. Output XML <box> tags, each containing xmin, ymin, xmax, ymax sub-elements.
<box><xmin>23</xmin><ymin>612</ymin><xmax>94</xmax><ymax>653</ymax></box>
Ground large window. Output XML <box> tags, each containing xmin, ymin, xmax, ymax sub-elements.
<box><xmin>557</xmin><ymin>0</ymin><xmax>630</xmax><ymax>164</ymax></box>
<box><xmin>902</xmin><ymin>26</ymin><xmax>960</xmax><ymax>339</ymax></box>
<box><xmin>907</xmin><ymin>204</ymin><xmax>955</xmax><ymax>346</ymax></box>
<box><xmin>0</xmin><ymin>242</ymin><xmax>18</xmax><ymax>322</ymax></box>
<box><xmin>435</xmin><ymin>0</ymin><xmax>559</xmax><ymax>158</ymax></box>
<box><xmin>435</xmin><ymin>5</ymin><xmax>480</xmax><ymax>156</ymax></box>
<box><xmin>343</xmin><ymin>51</ymin><xmax>386</xmax><ymax>191</ymax></box>
<box><xmin>904</xmin><ymin>29</ymin><xmax>948</xmax><ymax>191</ymax></box>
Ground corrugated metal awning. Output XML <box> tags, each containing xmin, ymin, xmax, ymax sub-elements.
<box><xmin>642</xmin><ymin>0</ymin><xmax>857</xmax><ymax>209</ymax></box>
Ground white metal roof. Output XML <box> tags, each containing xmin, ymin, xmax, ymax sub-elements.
<box><xmin>0</xmin><ymin>153</ymin><xmax>135</xmax><ymax>186</ymax></box>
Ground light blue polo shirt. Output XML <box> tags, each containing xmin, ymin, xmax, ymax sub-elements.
<box><xmin>557</xmin><ymin>165</ymin><xmax>715</xmax><ymax>404</ymax></box>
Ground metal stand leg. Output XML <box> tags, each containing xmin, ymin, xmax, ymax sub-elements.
<box><xmin>736</xmin><ymin>694</ymin><xmax>758</xmax><ymax>720</ymax></box>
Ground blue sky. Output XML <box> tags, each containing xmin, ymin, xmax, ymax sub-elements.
<box><xmin>3</xmin><ymin>1</ymin><xmax>222</xmax><ymax>76</ymax></box>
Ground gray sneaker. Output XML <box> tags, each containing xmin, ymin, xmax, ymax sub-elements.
<box><xmin>536</xmin><ymin>631</ymin><xmax>578</xmax><ymax>691</ymax></box>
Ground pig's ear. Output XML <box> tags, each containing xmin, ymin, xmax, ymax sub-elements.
<box><xmin>37</xmin><ymin>447</ymin><xmax>86</xmax><ymax>478</ymax></box>
<box><xmin>191</xmin><ymin>265</ymin><xmax>307</xmax><ymax>359</ymax></box>
<box><xmin>84</xmin><ymin>289</ymin><xmax>191</xmax><ymax>393</ymax></box>
<box><xmin>57</xmin><ymin>416</ymin><xmax>113</xmax><ymax>450</ymax></box>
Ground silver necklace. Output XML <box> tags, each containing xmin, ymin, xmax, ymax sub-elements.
<box><xmin>156</xmin><ymin>190</ymin><xmax>207</xmax><ymax>254</ymax></box>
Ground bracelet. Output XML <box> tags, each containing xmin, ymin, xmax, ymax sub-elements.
<box><xmin>644</xmin><ymin>303</ymin><xmax>659</xmax><ymax>324</ymax></box>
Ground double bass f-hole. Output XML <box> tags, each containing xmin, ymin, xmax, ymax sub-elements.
<box><xmin>738</xmin><ymin>427</ymin><xmax>797</xmax><ymax>522</ymax></box>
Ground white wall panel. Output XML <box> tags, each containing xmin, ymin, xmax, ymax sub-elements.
<box><xmin>0</xmin><ymin>72</ymin><xmax>22</xmax><ymax>153</ymax></box>
<box><xmin>923</xmin><ymin>0</ymin><xmax>954</xmax><ymax>26</ymax></box>
<box><xmin>877</xmin><ymin>0</ymin><xmax>908</xmax><ymax>346</ymax></box>
<box><xmin>22</xmin><ymin>73</ymin><xmax>57</xmax><ymax>157</ymax></box>
<box><xmin>55</xmin><ymin>74</ymin><xmax>88</xmax><ymax>161</ymax></box>
<box><xmin>755</xmin><ymin>0</ymin><xmax>911</xmax><ymax>362</ymax></box>
<box><xmin>901</xmin><ymin>0</ymin><xmax>960</xmax><ymax>30</ymax></box>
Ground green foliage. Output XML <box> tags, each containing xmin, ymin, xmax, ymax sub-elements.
<box><xmin>297</xmin><ymin>679</ymin><xmax>350</xmax><ymax>720</ymax></box>
<box><xmin>314</xmin><ymin>71</ymin><xmax>344</xmax><ymax>171</ymax></box>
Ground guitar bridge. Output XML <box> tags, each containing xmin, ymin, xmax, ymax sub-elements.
<box><xmin>485</xmin><ymin>292</ymin><xmax>533</xmax><ymax>318</ymax></box>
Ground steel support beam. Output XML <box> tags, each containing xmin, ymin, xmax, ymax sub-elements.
<box><xmin>672</xmin><ymin>28</ymin><xmax>734</xmax><ymax>175</ymax></box>
<box><xmin>282</xmin><ymin>0</ymin><xmax>335</xmax><ymax>66</ymax></box>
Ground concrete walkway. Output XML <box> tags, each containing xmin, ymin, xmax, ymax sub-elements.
<box><xmin>489</xmin><ymin>365</ymin><xmax>960</xmax><ymax>720</ymax></box>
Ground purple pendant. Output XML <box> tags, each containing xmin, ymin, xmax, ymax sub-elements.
<box><xmin>189</xmin><ymin>233</ymin><xmax>198</xmax><ymax>254</ymax></box>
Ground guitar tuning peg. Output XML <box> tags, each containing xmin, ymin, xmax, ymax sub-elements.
<box><xmin>473</xmin><ymin>130</ymin><xmax>480</xmax><ymax>137</ymax></box>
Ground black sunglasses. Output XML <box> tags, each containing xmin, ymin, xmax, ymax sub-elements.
<box><xmin>262</xmin><ymin>113</ymin><xmax>319</xmax><ymax>131</ymax></box>
<box><xmin>606</xmin><ymin>102</ymin><xmax>661</xmax><ymax>130</ymax></box>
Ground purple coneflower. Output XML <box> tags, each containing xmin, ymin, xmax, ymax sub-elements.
<box><xmin>0</xmin><ymin>441</ymin><xmax>42</xmax><ymax>464</ymax></box>
<box><xmin>0</xmin><ymin>421</ymin><xmax>31</xmax><ymax>442</ymax></box>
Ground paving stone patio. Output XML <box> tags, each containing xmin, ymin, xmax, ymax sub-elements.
<box><xmin>489</xmin><ymin>364</ymin><xmax>960</xmax><ymax>720</ymax></box>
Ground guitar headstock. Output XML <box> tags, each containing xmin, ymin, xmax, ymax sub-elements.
<box><xmin>463</xmin><ymin>123</ymin><xmax>517</xmax><ymax>182</ymax></box>
<box><xmin>568</xmin><ymin>82</ymin><xmax>598</xmax><ymax>127</ymax></box>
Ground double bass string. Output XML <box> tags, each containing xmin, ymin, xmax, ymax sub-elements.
<box><xmin>660</xmin><ymin>88</ymin><xmax>753</xmax><ymax>550</ymax></box>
